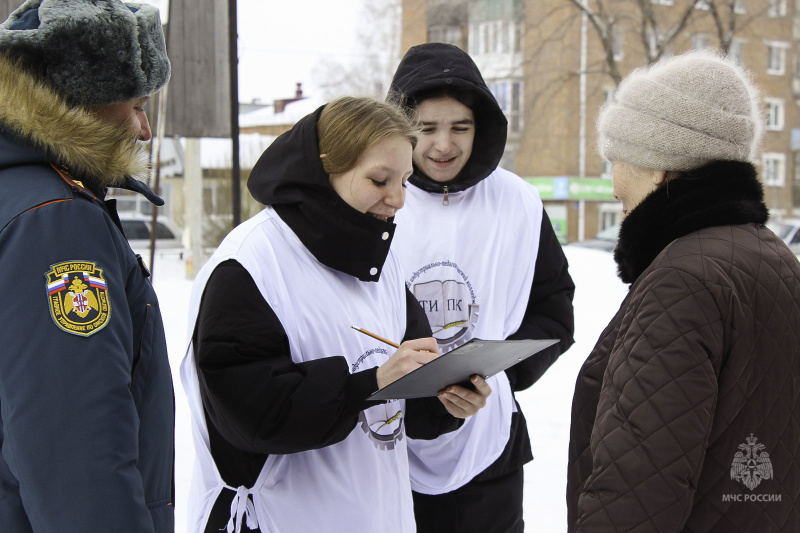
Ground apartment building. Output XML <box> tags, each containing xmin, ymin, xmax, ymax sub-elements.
<box><xmin>402</xmin><ymin>0</ymin><xmax>800</xmax><ymax>241</ymax></box>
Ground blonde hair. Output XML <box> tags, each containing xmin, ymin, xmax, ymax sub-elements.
<box><xmin>317</xmin><ymin>96</ymin><xmax>417</xmax><ymax>175</ymax></box>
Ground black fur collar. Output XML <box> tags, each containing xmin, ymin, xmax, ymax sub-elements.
<box><xmin>614</xmin><ymin>161</ymin><xmax>769</xmax><ymax>284</ymax></box>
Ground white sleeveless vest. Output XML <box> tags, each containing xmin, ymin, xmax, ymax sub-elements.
<box><xmin>181</xmin><ymin>207</ymin><xmax>417</xmax><ymax>533</ymax></box>
<box><xmin>393</xmin><ymin>168</ymin><xmax>543</xmax><ymax>494</ymax></box>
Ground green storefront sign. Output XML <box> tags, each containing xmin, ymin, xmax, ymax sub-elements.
<box><xmin>524</xmin><ymin>177</ymin><xmax>616</xmax><ymax>243</ymax></box>
<box><xmin>524</xmin><ymin>177</ymin><xmax>615</xmax><ymax>201</ymax></box>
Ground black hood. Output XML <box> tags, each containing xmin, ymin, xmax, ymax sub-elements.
<box><xmin>614</xmin><ymin>160</ymin><xmax>769</xmax><ymax>284</ymax></box>
<box><xmin>247</xmin><ymin>105</ymin><xmax>397</xmax><ymax>282</ymax></box>
<box><xmin>388</xmin><ymin>42</ymin><xmax>507</xmax><ymax>193</ymax></box>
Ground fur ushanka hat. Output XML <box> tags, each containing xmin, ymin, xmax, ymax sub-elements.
<box><xmin>598</xmin><ymin>50</ymin><xmax>763</xmax><ymax>171</ymax></box>
<box><xmin>0</xmin><ymin>0</ymin><xmax>170</xmax><ymax>106</ymax></box>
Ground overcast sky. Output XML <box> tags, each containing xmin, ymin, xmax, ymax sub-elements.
<box><xmin>139</xmin><ymin>0</ymin><xmax>362</xmax><ymax>104</ymax></box>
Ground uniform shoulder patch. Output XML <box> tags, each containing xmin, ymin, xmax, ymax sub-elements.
<box><xmin>45</xmin><ymin>261</ymin><xmax>111</xmax><ymax>337</ymax></box>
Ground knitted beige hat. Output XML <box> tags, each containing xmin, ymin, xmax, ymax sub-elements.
<box><xmin>598</xmin><ymin>50</ymin><xmax>763</xmax><ymax>171</ymax></box>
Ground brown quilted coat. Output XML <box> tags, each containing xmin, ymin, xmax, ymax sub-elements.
<box><xmin>568</xmin><ymin>161</ymin><xmax>800</xmax><ymax>532</ymax></box>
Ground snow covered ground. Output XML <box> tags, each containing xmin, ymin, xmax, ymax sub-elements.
<box><xmin>147</xmin><ymin>244</ymin><xmax>628</xmax><ymax>533</ymax></box>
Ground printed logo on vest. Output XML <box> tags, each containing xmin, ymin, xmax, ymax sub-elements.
<box><xmin>407</xmin><ymin>260</ymin><xmax>479</xmax><ymax>353</ymax></box>
<box><xmin>360</xmin><ymin>402</ymin><xmax>404</xmax><ymax>451</ymax></box>
<box><xmin>351</xmin><ymin>347</ymin><xmax>390</xmax><ymax>373</ymax></box>
<box><xmin>45</xmin><ymin>261</ymin><xmax>111</xmax><ymax>337</ymax></box>
<box><xmin>351</xmin><ymin>347</ymin><xmax>405</xmax><ymax>450</ymax></box>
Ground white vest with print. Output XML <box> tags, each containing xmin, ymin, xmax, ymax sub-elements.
<box><xmin>392</xmin><ymin>167</ymin><xmax>543</xmax><ymax>494</ymax></box>
<box><xmin>181</xmin><ymin>207</ymin><xmax>416</xmax><ymax>533</ymax></box>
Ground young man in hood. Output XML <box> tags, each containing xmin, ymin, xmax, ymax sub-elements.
<box><xmin>0</xmin><ymin>1</ymin><xmax>174</xmax><ymax>531</ymax></box>
<box><xmin>390</xmin><ymin>42</ymin><xmax>576</xmax><ymax>532</ymax></box>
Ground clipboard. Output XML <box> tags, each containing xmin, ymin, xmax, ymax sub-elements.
<box><xmin>368</xmin><ymin>338</ymin><xmax>558</xmax><ymax>401</ymax></box>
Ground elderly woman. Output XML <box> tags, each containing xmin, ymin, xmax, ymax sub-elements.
<box><xmin>568</xmin><ymin>51</ymin><xmax>800</xmax><ymax>532</ymax></box>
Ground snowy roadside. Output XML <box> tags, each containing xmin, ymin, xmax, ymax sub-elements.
<box><xmin>518</xmin><ymin>246</ymin><xmax>627</xmax><ymax>531</ymax></box>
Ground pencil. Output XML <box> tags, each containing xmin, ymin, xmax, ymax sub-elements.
<box><xmin>350</xmin><ymin>324</ymin><xmax>400</xmax><ymax>348</ymax></box>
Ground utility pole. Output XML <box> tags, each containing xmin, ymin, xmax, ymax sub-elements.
<box><xmin>578</xmin><ymin>6</ymin><xmax>588</xmax><ymax>241</ymax></box>
<box><xmin>166</xmin><ymin>0</ymin><xmax>236</xmax><ymax>276</ymax></box>
<box><xmin>229</xmin><ymin>0</ymin><xmax>241</xmax><ymax>227</ymax></box>
<box><xmin>185</xmin><ymin>138</ymin><xmax>203</xmax><ymax>278</ymax></box>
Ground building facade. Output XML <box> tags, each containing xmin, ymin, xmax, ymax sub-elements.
<box><xmin>401</xmin><ymin>0</ymin><xmax>800</xmax><ymax>242</ymax></box>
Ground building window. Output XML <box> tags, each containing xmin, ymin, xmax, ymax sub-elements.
<box><xmin>699</xmin><ymin>0</ymin><xmax>745</xmax><ymax>12</ymax></box>
<box><xmin>612</xmin><ymin>27</ymin><xmax>624</xmax><ymax>61</ymax></box>
<box><xmin>766</xmin><ymin>42</ymin><xmax>788</xmax><ymax>75</ymax></box>
<box><xmin>647</xmin><ymin>29</ymin><xmax>657</xmax><ymax>56</ymax></box>
<box><xmin>492</xmin><ymin>81</ymin><xmax>508</xmax><ymax>111</ymax></box>
<box><xmin>765</xmin><ymin>98</ymin><xmax>785</xmax><ymax>131</ymax></box>
<box><xmin>646</xmin><ymin>30</ymin><xmax>671</xmax><ymax>57</ymax></box>
<box><xmin>794</xmin><ymin>152</ymin><xmax>800</xmax><ymax>202</ymax></box>
<box><xmin>494</xmin><ymin>21</ymin><xmax>505</xmax><ymax>53</ymax></box>
<box><xmin>763</xmin><ymin>152</ymin><xmax>786</xmax><ymax>187</ymax></box>
<box><xmin>489</xmin><ymin>79</ymin><xmax>523</xmax><ymax>134</ymax></box>
<box><xmin>481</xmin><ymin>20</ymin><xmax>508</xmax><ymax>54</ymax></box>
<box><xmin>602</xmin><ymin>159</ymin><xmax>613</xmax><ymax>180</ymax></box>
<box><xmin>692</xmin><ymin>34</ymin><xmax>709</xmax><ymax>50</ymax></box>
<box><xmin>203</xmin><ymin>185</ymin><xmax>216</xmax><ymax>214</ymax></box>
<box><xmin>499</xmin><ymin>21</ymin><xmax>510</xmax><ymax>53</ymax></box>
<box><xmin>795</xmin><ymin>152</ymin><xmax>800</xmax><ymax>181</ymax></box>
<box><xmin>767</xmin><ymin>0</ymin><xmax>787</xmax><ymax>17</ymax></box>
<box><xmin>728</xmin><ymin>40</ymin><xmax>744</xmax><ymax>66</ymax></box>
<box><xmin>429</xmin><ymin>25</ymin><xmax>462</xmax><ymax>47</ymax></box>
<box><xmin>510</xmin><ymin>81</ymin><xmax>523</xmax><ymax>133</ymax></box>
<box><xmin>108</xmin><ymin>189</ymin><xmax>154</xmax><ymax>216</ymax></box>
<box><xmin>512</xmin><ymin>20</ymin><xmax>523</xmax><ymax>53</ymax></box>
<box><xmin>599</xmin><ymin>206</ymin><xmax>621</xmax><ymax>229</ymax></box>
<box><xmin>469</xmin><ymin>24</ymin><xmax>479</xmax><ymax>55</ymax></box>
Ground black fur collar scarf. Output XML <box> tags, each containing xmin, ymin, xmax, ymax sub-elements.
<box><xmin>614</xmin><ymin>160</ymin><xmax>769</xmax><ymax>284</ymax></box>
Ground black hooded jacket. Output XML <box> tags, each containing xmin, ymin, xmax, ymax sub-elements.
<box><xmin>192</xmin><ymin>104</ymin><xmax>462</xmax><ymax>518</ymax></box>
<box><xmin>388</xmin><ymin>43</ymin><xmax>576</xmax><ymax>481</ymax></box>
<box><xmin>248</xmin><ymin>106</ymin><xmax>397</xmax><ymax>281</ymax></box>
<box><xmin>389</xmin><ymin>43</ymin><xmax>508</xmax><ymax>193</ymax></box>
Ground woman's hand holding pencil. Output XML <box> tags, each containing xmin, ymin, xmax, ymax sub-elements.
<box><xmin>351</xmin><ymin>325</ymin><xmax>492</xmax><ymax>419</ymax></box>
<box><xmin>375</xmin><ymin>337</ymin><xmax>440</xmax><ymax>389</ymax></box>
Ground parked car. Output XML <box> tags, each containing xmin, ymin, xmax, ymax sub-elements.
<box><xmin>570</xmin><ymin>223</ymin><xmax>620</xmax><ymax>252</ymax></box>
<box><xmin>767</xmin><ymin>218</ymin><xmax>800</xmax><ymax>253</ymax></box>
<box><xmin>119</xmin><ymin>215</ymin><xmax>183</xmax><ymax>253</ymax></box>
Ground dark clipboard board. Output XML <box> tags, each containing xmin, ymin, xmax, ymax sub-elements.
<box><xmin>368</xmin><ymin>339</ymin><xmax>559</xmax><ymax>401</ymax></box>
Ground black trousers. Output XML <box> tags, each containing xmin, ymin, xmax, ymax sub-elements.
<box><xmin>412</xmin><ymin>467</ymin><xmax>525</xmax><ymax>533</ymax></box>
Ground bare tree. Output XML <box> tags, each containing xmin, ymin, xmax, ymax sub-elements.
<box><xmin>704</xmin><ymin>0</ymin><xmax>764</xmax><ymax>52</ymax></box>
<box><xmin>545</xmin><ymin>0</ymin><xmax>764</xmax><ymax>86</ymax></box>
<box><xmin>520</xmin><ymin>0</ymin><xmax>776</xmax><ymax>177</ymax></box>
<box><xmin>311</xmin><ymin>0</ymin><xmax>403</xmax><ymax>99</ymax></box>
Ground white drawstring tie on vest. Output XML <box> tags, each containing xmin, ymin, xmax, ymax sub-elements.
<box><xmin>226</xmin><ymin>486</ymin><xmax>259</xmax><ymax>533</ymax></box>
